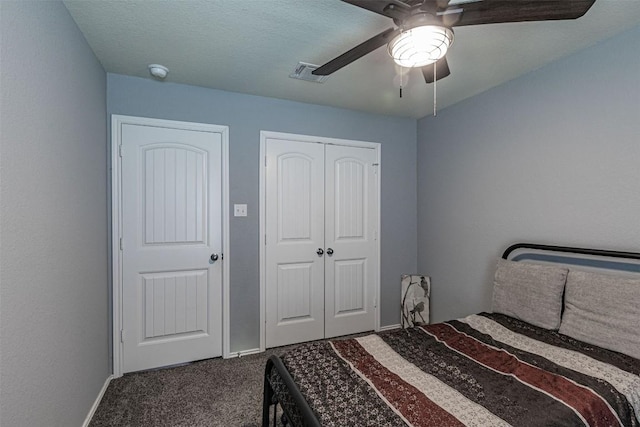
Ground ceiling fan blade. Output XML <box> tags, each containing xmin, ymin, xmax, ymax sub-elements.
<box><xmin>422</xmin><ymin>57</ymin><xmax>451</xmax><ymax>83</ymax></box>
<box><xmin>453</xmin><ymin>0</ymin><xmax>596</xmax><ymax>27</ymax></box>
<box><xmin>312</xmin><ymin>28</ymin><xmax>401</xmax><ymax>76</ymax></box>
<box><xmin>342</xmin><ymin>0</ymin><xmax>412</xmax><ymax>20</ymax></box>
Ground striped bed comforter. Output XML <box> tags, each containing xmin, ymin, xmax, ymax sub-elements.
<box><xmin>273</xmin><ymin>313</ymin><xmax>640</xmax><ymax>426</ymax></box>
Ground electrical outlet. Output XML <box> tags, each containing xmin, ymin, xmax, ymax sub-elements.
<box><xmin>234</xmin><ymin>204</ymin><xmax>247</xmax><ymax>217</ymax></box>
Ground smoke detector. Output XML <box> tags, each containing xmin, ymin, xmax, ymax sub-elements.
<box><xmin>289</xmin><ymin>62</ymin><xmax>328</xmax><ymax>83</ymax></box>
<box><xmin>148</xmin><ymin>64</ymin><xmax>169</xmax><ymax>80</ymax></box>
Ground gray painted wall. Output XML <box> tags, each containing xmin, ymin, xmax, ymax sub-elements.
<box><xmin>107</xmin><ymin>74</ymin><xmax>418</xmax><ymax>352</ymax></box>
<box><xmin>0</xmin><ymin>2</ymin><xmax>108</xmax><ymax>426</ymax></box>
<box><xmin>417</xmin><ymin>25</ymin><xmax>640</xmax><ymax>323</ymax></box>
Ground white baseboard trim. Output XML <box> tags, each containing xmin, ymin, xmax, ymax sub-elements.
<box><xmin>225</xmin><ymin>347</ymin><xmax>262</xmax><ymax>359</ymax></box>
<box><xmin>378</xmin><ymin>323</ymin><xmax>401</xmax><ymax>332</ymax></box>
<box><xmin>83</xmin><ymin>374</ymin><xmax>113</xmax><ymax>427</ymax></box>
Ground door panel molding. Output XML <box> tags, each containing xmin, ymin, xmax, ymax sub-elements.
<box><xmin>259</xmin><ymin>131</ymin><xmax>381</xmax><ymax>351</ymax></box>
<box><xmin>111</xmin><ymin>115</ymin><xmax>230</xmax><ymax>377</ymax></box>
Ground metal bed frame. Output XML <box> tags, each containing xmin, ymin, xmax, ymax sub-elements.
<box><xmin>262</xmin><ymin>242</ymin><xmax>640</xmax><ymax>427</ymax></box>
<box><xmin>262</xmin><ymin>355</ymin><xmax>321</xmax><ymax>426</ymax></box>
<box><xmin>502</xmin><ymin>243</ymin><xmax>640</xmax><ymax>263</ymax></box>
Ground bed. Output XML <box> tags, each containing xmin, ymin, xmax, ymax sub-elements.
<box><xmin>262</xmin><ymin>243</ymin><xmax>640</xmax><ymax>427</ymax></box>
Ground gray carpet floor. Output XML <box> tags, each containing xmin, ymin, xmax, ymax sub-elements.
<box><xmin>90</xmin><ymin>347</ymin><xmax>293</xmax><ymax>427</ymax></box>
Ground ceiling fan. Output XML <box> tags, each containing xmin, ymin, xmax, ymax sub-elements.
<box><xmin>312</xmin><ymin>0</ymin><xmax>597</xmax><ymax>84</ymax></box>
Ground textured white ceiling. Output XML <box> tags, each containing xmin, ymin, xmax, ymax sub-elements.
<box><xmin>63</xmin><ymin>0</ymin><xmax>640</xmax><ymax>118</ymax></box>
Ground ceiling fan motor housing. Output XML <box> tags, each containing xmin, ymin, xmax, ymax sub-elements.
<box><xmin>402</xmin><ymin>12</ymin><xmax>446</xmax><ymax>30</ymax></box>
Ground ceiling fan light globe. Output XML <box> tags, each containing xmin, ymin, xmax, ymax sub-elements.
<box><xmin>388</xmin><ymin>25</ymin><xmax>454</xmax><ymax>68</ymax></box>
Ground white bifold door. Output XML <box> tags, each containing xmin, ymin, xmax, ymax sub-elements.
<box><xmin>120</xmin><ymin>122</ymin><xmax>224</xmax><ymax>373</ymax></box>
<box><xmin>265</xmin><ymin>137</ymin><xmax>378</xmax><ymax>348</ymax></box>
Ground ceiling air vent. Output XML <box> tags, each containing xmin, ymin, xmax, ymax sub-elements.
<box><xmin>289</xmin><ymin>62</ymin><xmax>329</xmax><ymax>83</ymax></box>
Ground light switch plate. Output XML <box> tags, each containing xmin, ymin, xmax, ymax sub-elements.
<box><xmin>234</xmin><ymin>204</ymin><xmax>247</xmax><ymax>217</ymax></box>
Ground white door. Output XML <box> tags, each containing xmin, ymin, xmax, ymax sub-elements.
<box><xmin>265</xmin><ymin>137</ymin><xmax>378</xmax><ymax>347</ymax></box>
<box><xmin>324</xmin><ymin>144</ymin><xmax>377</xmax><ymax>338</ymax></box>
<box><xmin>265</xmin><ymin>139</ymin><xmax>325</xmax><ymax>348</ymax></box>
<box><xmin>121</xmin><ymin>123</ymin><xmax>223</xmax><ymax>373</ymax></box>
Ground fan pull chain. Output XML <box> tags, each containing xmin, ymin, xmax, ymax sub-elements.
<box><xmin>400</xmin><ymin>66</ymin><xmax>403</xmax><ymax>98</ymax></box>
<box><xmin>433</xmin><ymin>63</ymin><xmax>437</xmax><ymax>116</ymax></box>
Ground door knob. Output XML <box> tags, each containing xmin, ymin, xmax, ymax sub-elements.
<box><xmin>316</xmin><ymin>248</ymin><xmax>324</xmax><ymax>256</ymax></box>
<box><xmin>210</xmin><ymin>253</ymin><xmax>219</xmax><ymax>262</ymax></box>
<box><xmin>326</xmin><ymin>248</ymin><xmax>334</xmax><ymax>256</ymax></box>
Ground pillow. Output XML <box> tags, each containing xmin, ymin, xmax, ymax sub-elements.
<box><xmin>559</xmin><ymin>270</ymin><xmax>640</xmax><ymax>359</ymax></box>
<box><xmin>492</xmin><ymin>259</ymin><xmax>568</xmax><ymax>330</ymax></box>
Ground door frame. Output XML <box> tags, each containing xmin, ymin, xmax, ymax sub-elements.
<box><xmin>111</xmin><ymin>115</ymin><xmax>230</xmax><ymax>377</ymax></box>
<box><xmin>259</xmin><ymin>131</ymin><xmax>381</xmax><ymax>352</ymax></box>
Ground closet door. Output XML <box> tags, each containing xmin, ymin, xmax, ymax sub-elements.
<box><xmin>324</xmin><ymin>145</ymin><xmax>378</xmax><ymax>338</ymax></box>
<box><xmin>265</xmin><ymin>139</ymin><xmax>325</xmax><ymax>347</ymax></box>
